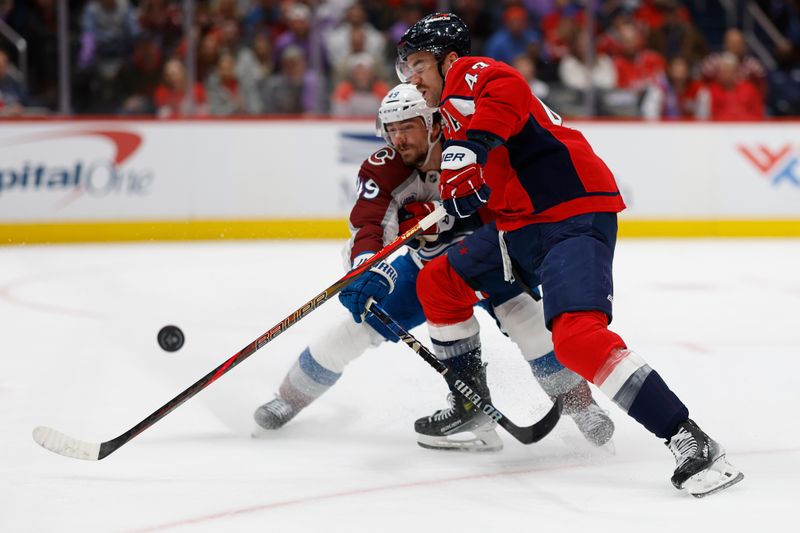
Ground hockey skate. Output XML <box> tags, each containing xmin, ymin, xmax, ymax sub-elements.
<box><xmin>252</xmin><ymin>396</ymin><xmax>300</xmax><ymax>435</ymax></box>
<box><xmin>569</xmin><ymin>401</ymin><xmax>615</xmax><ymax>447</ymax></box>
<box><xmin>415</xmin><ymin>365</ymin><xmax>503</xmax><ymax>452</ymax></box>
<box><xmin>561</xmin><ymin>381</ymin><xmax>615</xmax><ymax>447</ymax></box>
<box><xmin>666</xmin><ymin>419</ymin><xmax>744</xmax><ymax>497</ymax></box>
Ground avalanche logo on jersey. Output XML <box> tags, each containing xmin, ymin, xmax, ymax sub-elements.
<box><xmin>737</xmin><ymin>143</ymin><xmax>800</xmax><ymax>188</ymax></box>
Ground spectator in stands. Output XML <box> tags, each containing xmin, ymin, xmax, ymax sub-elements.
<box><xmin>697</xmin><ymin>52</ymin><xmax>764</xmax><ymax>120</ymax></box>
<box><xmin>558</xmin><ymin>29</ymin><xmax>617</xmax><ymax>91</ymax></box>
<box><xmin>206</xmin><ymin>51</ymin><xmax>262</xmax><ymax>115</ymax></box>
<box><xmin>273</xmin><ymin>3</ymin><xmax>328</xmax><ymax>73</ymax></box>
<box><xmin>77</xmin><ymin>0</ymin><xmax>140</xmax><ymax>112</ymax></box>
<box><xmin>646</xmin><ymin>1</ymin><xmax>707</xmax><ymax>67</ymax></box>
<box><xmin>597</xmin><ymin>9</ymin><xmax>631</xmax><ymax>58</ymax></box>
<box><xmin>326</xmin><ymin>3</ymin><xmax>386</xmax><ymax>79</ymax></box>
<box><xmin>634</xmin><ymin>0</ymin><xmax>691</xmax><ymax>32</ymax></box>
<box><xmin>331</xmin><ymin>52</ymin><xmax>388</xmax><ymax>117</ymax></box>
<box><xmin>525</xmin><ymin>0</ymin><xmax>557</xmax><ymax>19</ymax></box>
<box><xmin>0</xmin><ymin>49</ymin><xmax>26</xmax><ymax>116</ymax></box>
<box><xmin>453</xmin><ymin>0</ymin><xmax>495</xmax><ymax>55</ymax></box>
<box><xmin>541</xmin><ymin>0</ymin><xmax>585</xmax><ymax>62</ymax></box>
<box><xmin>485</xmin><ymin>6</ymin><xmax>542</xmax><ymax>65</ymax></box>
<box><xmin>2</xmin><ymin>0</ymin><xmax>58</xmax><ymax>109</ymax></box>
<box><xmin>756</xmin><ymin>0</ymin><xmax>800</xmax><ymax>51</ymax></box>
<box><xmin>196</xmin><ymin>32</ymin><xmax>221</xmax><ymax>84</ymax></box>
<box><xmin>528</xmin><ymin>0</ymin><xmax>605</xmax><ymax>22</ymax></box>
<box><xmin>388</xmin><ymin>3</ymin><xmax>424</xmax><ymax>45</ymax></box>
<box><xmin>79</xmin><ymin>0</ymin><xmax>140</xmax><ymax>71</ymax></box>
<box><xmin>768</xmin><ymin>40</ymin><xmax>800</xmax><ymax>116</ymax></box>
<box><xmin>209</xmin><ymin>0</ymin><xmax>240</xmax><ymax>28</ymax></box>
<box><xmin>641</xmin><ymin>56</ymin><xmax>702</xmax><ymax>120</ymax></box>
<box><xmin>332</xmin><ymin>26</ymin><xmax>366</xmax><ymax>83</ymax></box>
<box><xmin>243</xmin><ymin>0</ymin><xmax>284</xmax><ymax>42</ymax></box>
<box><xmin>702</xmin><ymin>29</ymin><xmax>766</xmax><ymax>95</ymax></box>
<box><xmin>212</xmin><ymin>19</ymin><xmax>262</xmax><ymax>85</ymax></box>
<box><xmin>248</xmin><ymin>31</ymin><xmax>275</xmax><ymax>84</ymax></box>
<box><xmin>612</xmin><ymin>21</ymin><xmax>667</xmax><ymax>92</ymax></box>
<box><xmin>138</xmin><ymin>0</ymin><xmax>182</xmax><ymax>53</ymax></box>
<box><xmin>154</xmin><ymin>58</ymin><xmax>208</xmax><ymax>118</ymax></box>
<box><xmin>261</xmin><ymin>45</ymin><xmax>320</xmax><ymax>114</ymax></box>
<box><xmin>513</xmin><ymin>53</ymin><xmax>550</xmax><ymax>101</ymax></box>
<box><xmin>117</xmin><ymin>36</ymin><xmax>163</xmax><ymax>115</ymax></box>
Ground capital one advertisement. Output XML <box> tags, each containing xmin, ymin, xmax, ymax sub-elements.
<box><xmin>0</xmin><ymin>121</ymin><xmax>375</xmax><ymax>223</ymax></box>
<box><xmin>0</xmin><ymin>120</ymin><xmax>798</xmax><ymax>225</ymax></box>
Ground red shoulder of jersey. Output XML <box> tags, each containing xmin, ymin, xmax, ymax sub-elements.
<box><xmin>441</xmin><ymin>56</ymin><xmax>533</xmax><ymax>142</ymax></box>
<box><xmin>347</xmin><ymin>145</ymin><xmax>415</xmax><ymax>263</ymax></box>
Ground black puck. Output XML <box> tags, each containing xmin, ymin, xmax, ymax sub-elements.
<box><xmin>157</xmin><ymin>325</ymin><xmax>185</xmax><ymax>352</ymax></box>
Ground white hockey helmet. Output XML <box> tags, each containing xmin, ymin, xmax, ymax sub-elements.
<box><xmin>377</xmin><ymin>83</ymin><xmax>438</xmax><ymax>146</ymax></box>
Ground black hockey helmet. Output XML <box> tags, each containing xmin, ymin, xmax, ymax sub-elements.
<box><xmin>397</xmin><ymin>13</ymin><xmax>471</xmax><ymax>63</ymax></box>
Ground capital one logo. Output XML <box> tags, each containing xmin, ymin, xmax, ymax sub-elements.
<box><xmin>0</xmin><ymin>129</ymin><xmax>153</xmax><ymax>207</ymax></box>
<box><xmin>737</xmin><ymin>143</ymin><xmax>800</xmax><ymax>188</ymax></box>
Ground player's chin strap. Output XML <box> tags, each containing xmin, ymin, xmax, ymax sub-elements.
<box><xmin>421</xmin><ymin>129</ymin><xmax>443</xmax><ymax>168</ymax></box>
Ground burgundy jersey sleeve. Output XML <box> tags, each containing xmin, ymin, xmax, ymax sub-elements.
<box><xmin>346</xmin><ymin>146</ymin><xmax>414</xmax><ymax>265</ymax></box>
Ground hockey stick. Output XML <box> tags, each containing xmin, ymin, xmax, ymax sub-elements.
<box><xmin>32</xmin><ymin>206</ymin><xmax>448</xmax><ymax>461</ymax></box>
<box><xmin>365</xmin><ymin>301</ymin><xmax>562</xmax><ymax>444</ymax></box>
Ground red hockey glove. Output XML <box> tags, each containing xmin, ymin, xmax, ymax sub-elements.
<box><xmin>440</xmin><ymin>140</ymin><xmax>491</xmax><ymax>218</ymax></box>
<box><xmin>398</xmin><ymin>201</ymin><xmax>441</xmax><ymax>242</ymax></box>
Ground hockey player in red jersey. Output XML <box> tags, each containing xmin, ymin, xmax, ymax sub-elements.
<box><xmin>253</xmin><ymin>84</ymin><xmax>614</xmax><ymax>451</ymax></box>
<box><xmin>396</xmin><ymin>13</ymin><xmax>742</xmax><ymax>496</ymax></box>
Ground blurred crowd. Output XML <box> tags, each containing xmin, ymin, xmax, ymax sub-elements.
<box><xmin>1</xmin><ymin>0</ymin><xmax>799</xmax><ymax>119</ymax></box>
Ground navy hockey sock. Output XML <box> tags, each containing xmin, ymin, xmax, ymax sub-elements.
<box><xmin>430</xmin><ymin>333</ymin><xmax>483</xmax><ymax>375</ymax></box>
<box><xmin>626</xmin><ymin>371</ymin><xmax>689</xmax><ymax>439</ymax></box>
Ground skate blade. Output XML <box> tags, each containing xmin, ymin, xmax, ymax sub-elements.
<box><xmin>417</xmin><ymin>429</ymin><xmax>503</xmax><ymax>453</ymax></box>
<box><xmin>598</xmin><ymin>440</ymin><xmax>616</xmax><ymax>455</ymax></box>
<box><xmin>250</xmin><ymin>425</ymin><xmax>273</xmax><ymax>439</ymax></box>
<box><xmin>685</xmin><ymin>455</ymin><xmax>744</xmax><ymax>498</ymax></box>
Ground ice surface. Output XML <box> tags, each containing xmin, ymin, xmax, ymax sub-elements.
<box><xmin>1</xmin><ymin>239</ymin><xmax>798</xmax><ymax>532</ymax></box>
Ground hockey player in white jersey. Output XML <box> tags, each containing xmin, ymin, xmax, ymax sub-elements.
<box><xmin>253</xmin><ymin>84</ymin><xmax>614</xmax><ymax>451</ymax></box>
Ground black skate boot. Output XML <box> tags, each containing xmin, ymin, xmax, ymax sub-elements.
<box><xmin>561</xmin><ymin>381</ymin><xmax>615</xmax><ymax>447</ymax></box>
<box><xmin>667</xmin><ymin>419</ymin><xmax>744</xmax><ymax>497</ymax></box>
<box><xmin>414</xmin><ymin>364</ymin><xmax>503</xmax><ymax>452</ymax></box>
<box><xmin>253</xmin><ymin>396</ymin><xmax>300</xmax><ymax>432</ymax></box>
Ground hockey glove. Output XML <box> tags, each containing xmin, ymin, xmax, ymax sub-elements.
<box><xmin>440</xmin><ymin>140</ymin><xmax>491</xmax><ymax>218</ymax></box>
<box><xmin>398</xmin><ymin>201</ymin><xmax>442</xmax><ymax>247</ymax></box>
<box><xmin>339</xmin><ymin>254</ymin><xmax>398</xmax><ymax>323</ymax></box>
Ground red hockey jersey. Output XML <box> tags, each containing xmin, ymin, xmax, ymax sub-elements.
<box><xmin>439</xmin><ymin>56</ymin><xmax>626</xmax><ymax>230</ymax></box>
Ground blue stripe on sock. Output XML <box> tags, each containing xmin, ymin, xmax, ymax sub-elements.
<box><xmin>528</xmin><ymin>351</ymin><xmax>564</xmax><ymax>377</ymax></box>
<box><xmin>298</xmin><ymin>347</ymin><xmax>341</xmax><ymax>386</ymax></box>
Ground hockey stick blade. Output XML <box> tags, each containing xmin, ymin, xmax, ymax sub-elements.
<box><xmin>366</xmin><ymin>301</ymin><xmax>562</xmax><ymax>445</ymax></box>
<box><xmin>32</xmin><ymin>426</ymin><xmax>101</xmax><ymax>461</ymax></box>
<box><xmin>32</xmin><ymin>207</ymin><xmax>447</xmax><ymax>461</ymax></box>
